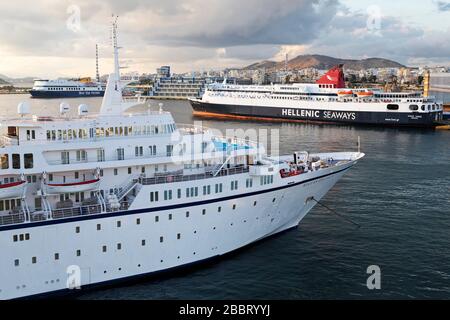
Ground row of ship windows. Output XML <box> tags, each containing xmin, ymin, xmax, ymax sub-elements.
<box><xmin>0</xmin><ymin>153</ymin><xmax>34</xmax><ymax>170</ymax></box>
<box><xmin>11</xmin><ymin>198</ymin><xmax>279</xmax><ymax>266</ymax></box>
<box><xmin>59</xmin><ymin>144</ymin><xmax>176</xmax><ymax>164</ymax></box>
<box><xmin>0</xmin><ymin>199</ymin><xmax>22</xmax><ymax>211</ymax></box>
<box><xmin>45</xmin><ymin>124</ymin><xmax>176</xmax><ymax>141</ymax></box>
<box><xmin>148</xmin><ymin>177</ymin><xmax>272</xmax><ymax>202</ymax></box>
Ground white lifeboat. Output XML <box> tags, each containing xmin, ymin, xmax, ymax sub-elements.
<box><xmin>337</xmin><ymin>90</ymin><xmax>354</xmax><ymax>97</ymax></box>
<box><xmin>0</xmin><ymin>181</ymin><xmax>27</xmax><ymax>200</ymax></box>
<box><xmin>44</xmin><ymin>179</ymin><xmax>100</xmax><ymax>195</ymax></box>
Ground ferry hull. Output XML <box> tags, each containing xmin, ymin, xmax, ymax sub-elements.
<box><xmin>29</xmin><ymin>90</ymin><xmax>105</xmax><ymax>98</ymax></box>
<box><xmin>190</xmin><ymin>100</ymin><xmax>441</xmax><ymax>128</ymax></box>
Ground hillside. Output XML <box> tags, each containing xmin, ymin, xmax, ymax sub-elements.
<box><xmin>242</xmin><ymin>60</ymin><xmax>277</xmax><ymax>70</ymax></box>
<box><xmin>0</xmin><ymin>78</ymin><xmax>10</xmax><ymax>85</ymax></box>
<box><xmin>244</xmin><ymin>54</ymin><xmax>405</xmax><ymax>71</ymax></box>
<box><xmin>0</xmin><ymin>74</ymin><xmax>35</xmax><ymax>86</ymax></box>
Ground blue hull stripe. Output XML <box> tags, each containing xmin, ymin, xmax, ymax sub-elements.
<box><xmin>29</xmin><ymin>90</ymin><xmax>105</xmax><ymax>98</ymax></box>
<box><xmin>0</xmin><ymin>167</ymin><xmax>350</xmax><ymax>232</ymax></box>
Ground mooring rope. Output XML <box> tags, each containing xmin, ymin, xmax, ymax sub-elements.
<box><xmin>311</xmin><ymin>197</ymin><xmax>361</xmax><ymax>229</ymax></box>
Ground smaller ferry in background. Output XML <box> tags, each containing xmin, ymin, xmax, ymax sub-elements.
<box><xmin>29</xmin><ymin>45</ymin><xmax>105</xmax><ymax>98</ymax></box>
<box><xmin>29</xmin><ymin>77</ymin><xmax>105</xmax><ymax>98</ymax></box>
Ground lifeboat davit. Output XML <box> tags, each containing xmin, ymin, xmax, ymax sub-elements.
<box><xmin>0</xmin><ymin>181</ymin><xmax>26</xmax><ymax>200</ymax></box>
<box><xmin>356</xmin><ymin>91</ymin><xmax>374</xmax><ymax>98</ymax></box>
<box><xmin>44</xmin><ymin>179</ymin><xmax>100</xmax><ymax>194</ymax></box>
<box><xmin>337</xmin><ymin>90</ymin><xmax>354</xmax><ymax>97</ymax></box>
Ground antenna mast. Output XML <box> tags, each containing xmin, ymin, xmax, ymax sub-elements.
<box><xmin>95</xmin><ymin>44</ymin><xmax>100</xmax><ymax>83</ymax></box>
<box><xmin>111</xmin><ymin>15</ymin><xmax>120</xmax><ymax>89</ymax></box>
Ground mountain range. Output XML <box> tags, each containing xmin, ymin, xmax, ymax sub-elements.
<box><xmin>0</xmin><ymin>78</ymin><xmax>10</xmax><ymax>85</ymax></box>
<box><xmin>0</xmin><ymin>74</ymin><xmax>35</xmax><ymax>86</ymax></box>
<box><xmin>243</xmin><ymin>54</ymin><xmax>405</xmax><ymax>71</ymax></box>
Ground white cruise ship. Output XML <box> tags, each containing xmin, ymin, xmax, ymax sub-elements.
<box><xmin>0</xmin><ymin>20</ymin><xmax>364</xmax><ymax>299</ymax></box>
<box><xmin>190</xmin><ymin>66</ymin><xmax>444</xmax><ymax>127</ymax></box>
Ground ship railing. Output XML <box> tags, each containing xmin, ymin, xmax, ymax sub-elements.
<box><xmin>51</xmin><ymin>204</ymin><xmax>103</xmax><ymax>220</ymax></box>
<box><xmin>139</xmin><ymin>166</ymin><xmax>250</xmax><ymax>186</ymax></box>
<box><xmin>0</xmin><ymin>168</ymin><xmax>250</xmax><ymax>226</ymax></box>
<box><xmin>0</xmin><ymin>213</ymin><xmax>25</xmax><ymax>226</ymax></box>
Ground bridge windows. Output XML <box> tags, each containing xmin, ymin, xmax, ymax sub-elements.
<box><xmin>117</xmin><ymin>148</ymin><xmax>125</xmax><ymax>160</ymax></box>
<box><xmin>150</xmin><ymin>191</ymin><xmax>159</xmax><ymax>202</ymax></box>
<box><xmin>12</xmin><ymin>154</ymin><xmax>20</xmax><ymax>169</ymax></box>
<box><xmin>164</xmin><ymin>190</ymin><xmax>173</xmax><ymax>200</ymax></box>
<box><xmin>1</xmin><ymin>154</ymin><xmax>9</xmax><ymax>169</ymax></box>
<box><xmin>215</xmin><ymin>183</ymin><xmax>223</xmax><ymax>193</ymax></box>
<box><xmin>246</xmin><ymin>178</ymin><xmax>253</xmax><ymax>188</ymax></box>
<box><xmin>186</xmin><ymin>187</ymin><xmax>198</xmax><ymax>198</ymax></box>
<box><xmin>166</xmin><ymin>145</ymin><xmax>173</xmax><ymax>156</ymax></box>
<box><xmin>97</xmin><ymin>149</ymin><xmax>105</xmax><ymax>162</ymax></box>
<box><xmin>203</xmin><ymin>185</ymin><xmax>211</xmax><ymax>195</ymax></box>
<box><xmin>26</xmin><ymin>130</ymin><xmax>36</xmax><ymax>141</ymax></box>
<box><xmin>61</xmin><ymin>151</ymin><xmax>70</xmax><ymax>165</ymax></box>
<box><xmin>24</xmin><ymin>154</ymin><xmax>33</xmax><ymax>169</ymax></box>
<box><xmin>76</xmin><ymin>150</ymin><xmax>87</xmax><ymax>162</ymax></box>
<box><xmin>231</xmin><ymin>180</ymin><xmax>238</xmax><ymax>190</ymax></box>
<box><xmin>135</xmin><ymin>146</ymin><xmax>144</xmax><ymax>157</ymax></box>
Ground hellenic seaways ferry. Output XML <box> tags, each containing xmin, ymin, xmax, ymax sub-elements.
<box><xmin>190</xmin><ymin>65</ymin><xmax>444</xmax><ymax>127</ymax></box>
<box><xmin>29</xmin><ymin>78</ymin><xmax>105</xmax><ymax>98</ymax></box>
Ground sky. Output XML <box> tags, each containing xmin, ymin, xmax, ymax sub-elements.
<box><xmin>0</xmin><ymin>0</ymin><xmax>449</xmax><ymax>78</ymax></box>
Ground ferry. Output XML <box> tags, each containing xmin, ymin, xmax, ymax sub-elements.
<box><xmin>0</xmin><ymin>19</ymin><xmax>364</xmax><ymax>299</ymax></box>
<box><xmin>29</xmin><ymin>45</ymin><xmax>105</xmax><ymax>98</ymax></box>
<box><xmin>189</xmin><ymin>65</ymin><xmax>444</xmax><ymax>127</ymax></box>
<box><xmin>29</xmin><ymin>78</ymin><xmax>105</xmax><ymax>98</ymax></box>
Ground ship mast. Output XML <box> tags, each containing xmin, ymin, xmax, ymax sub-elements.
<box><xmin>95</xmin><ymin>44</ymin><xmax>100</xmax><ymax>83</ymax></box>
<box><xmin>99</xmin><ymin>16</ymin><xmax>143</xmax><ymax>116</ymax></box>
<box><xmin>112</xmin><ymin>15</ymin><xmax>121</xmax><ymax>90</ymax></box>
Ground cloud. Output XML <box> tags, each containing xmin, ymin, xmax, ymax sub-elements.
<box><xmin>436</xmin><ymin>1</ymin><xmax>450</xmax><ymax>11</ymax></box>
<box><xmin>0</xmin><ymin>0</ymin><xmax>449</xmax><ymax>78</ymax></box>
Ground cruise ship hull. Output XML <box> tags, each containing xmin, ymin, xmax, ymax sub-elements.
<box><xmin>0</xmin><ymin>163</ymin><xmax>354</xmax><ymax>299</ymax></box>
<box><xmin>29</xmin><ymin>90</ymin><xmax>105</xmax><ymax>98</ymax></box>
<box><xmin>190</xmin><ymin>100</ymin><xmax>441</xmax><ymax>127</ymax></box>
